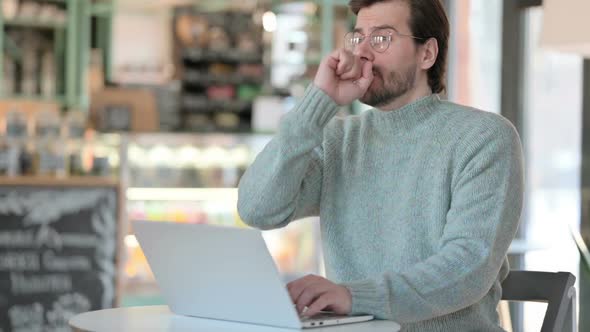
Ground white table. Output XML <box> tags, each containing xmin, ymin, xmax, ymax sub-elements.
<box><xmin>69</xmin><ymin>305</ymin><xmax>401</xmax><ymax>332</ymax></box>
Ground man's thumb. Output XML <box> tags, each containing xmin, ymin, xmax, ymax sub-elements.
<box><xmin>356</xmin><ymin>60</ymin><xmax>374</xmax><ymax>91</ymax></box>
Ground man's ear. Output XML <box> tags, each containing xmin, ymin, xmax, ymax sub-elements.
<box><xmin>420</xmin><ymin>38</ymin><xmax>439</xmax><ymax>70</ymax></box>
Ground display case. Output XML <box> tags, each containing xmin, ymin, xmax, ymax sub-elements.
<box><xmin>108</xmin><ymin>133</ymin><xmax>323</xmax><ymax>305</ymax></box>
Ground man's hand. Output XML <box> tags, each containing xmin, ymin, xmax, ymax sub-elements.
<box><xmin>286</xmin><ymin>274</ymin><xmax>352</xmax><ymax>317</ymax></box>
<box><xmin>313</xmin><ymin>49</ymin><xmax>374</xmax><ymax>106</ymax></box>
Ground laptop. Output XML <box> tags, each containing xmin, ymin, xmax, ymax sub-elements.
<box><xmin>133</xmin><ymin>221</ymin><xmax>375</xmax><ymax>329</ymax></box>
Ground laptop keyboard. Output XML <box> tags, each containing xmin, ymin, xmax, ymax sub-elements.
<box><xmin>300</xmin><ymin>312</ymin><xmax>348</xmax><ymax>322</ymax></box>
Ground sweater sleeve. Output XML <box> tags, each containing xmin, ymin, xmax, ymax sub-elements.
<box><xmin>341</xmin><ymin>117</ymin><xmax>525</xmax><ymax>323</ymax></box>
<box><xmin>237</xmin><ymin>84</ymin><xmax>340</xmax><ymax>230</ymax></box>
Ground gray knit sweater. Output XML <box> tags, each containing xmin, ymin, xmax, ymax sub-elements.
<box><xmin>238</xmin><ymin>84</ymin><xmax>524</xmax><ymax>331</ymax></box>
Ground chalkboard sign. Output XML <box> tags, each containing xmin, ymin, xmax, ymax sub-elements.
<box><xmin>0</xmin><ymin>180</ymin><xmax>120</xmax><ymax>332</ymax></box>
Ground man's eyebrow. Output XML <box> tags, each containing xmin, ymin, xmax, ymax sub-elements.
<box><xmin>352</xmin><ymin>24</ymin><xmax>400</xmax><ymax>34</ymax></box>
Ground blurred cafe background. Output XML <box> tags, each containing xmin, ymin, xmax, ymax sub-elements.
<box><xmin>0</xmin><ymin>0</ymin><xmax>589</xmax><ymax>331</ymax></box>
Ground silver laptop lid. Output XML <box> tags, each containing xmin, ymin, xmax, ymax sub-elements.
<box><xmin>133</xmin><ymin>221</ymin><xmax>302</xmax><ymax>329</ymax></box>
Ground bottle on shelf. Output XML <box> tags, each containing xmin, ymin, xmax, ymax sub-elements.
<box><xmin>21</xmin><ymin>36</ymin><xmax>40</xmax><ymax>96</ymax></box>
<box><xmin>33</xmin><ymin>110</ymin><xmax>67</xmax><ymax>177</ymax></box>
<box><xmin>0</xmin><ymin>142</ymin><xmax>10</xmax><ymax>176</ymax></box>
<box><xmin>4</xmin><ymin>108</ymin><xmax>32</xmax><ymax>176</ymax></box>
<box><xmin>41</xmin><ymin>51</ymin><xmax>56</xmax><ymax>98</ymax></box>
<box><xmin>64</xmin><ymin>111</ymin><xmax>88</xmax><ymax>176</ymax></box>
<box><xmin>0</xmin><ymin>118</ymin><xmax>18</xmax><ymax>176</ymax></box>
<box><xmin>2</xmin><ymin>56</ymin><xmax>17</xmax><ymax>96</ymax></box>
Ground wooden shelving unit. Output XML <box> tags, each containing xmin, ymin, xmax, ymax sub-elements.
<box><xmin>0</xmin><ymin>0</ymin><xmax>114</xmax><ymax>110</ymax></box>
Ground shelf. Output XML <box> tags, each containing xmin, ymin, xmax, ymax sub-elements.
<box><xmin>102</xmin><ymin>132</ymin><xmax>273</xmax><ymax>147</ymax></box>
<box><xmin>127</xmin><ymin>187</ymin><xmax>238</xmax><ymax>201</ymax></box>
<box><xmin>182</xmin><ymin>95</ymin><xmax>251</xmax><ymax>113</ymax></box>
<box><xmin>0</xmin><ymin>176</ymin><xmax>119</xmax><ymax>187</ymax></box>
<box><xmin>0</xmin><ymin>94</ymin><xmax>66</xmax><ymax>105</ymax></box>
<box><xmin>183</xmin><ymin>49</ymin><xmax>262</xmax><ymax>64</ymax></box>
<box><xmin>183</xmin><ymin>71</ymin><xmax>264</xmax><ymax>86</ymax></box>
<box><xmin>3</xmin><ymin>18</ymin><xmax>66</xmax><ymax>30</ymax></box>
<box><xmin>272</xmin><ymin>0</ymin><xmax>352</xmax><ymax>9</ymax></box>
<box><xmin>272</xmin><ymin>59</ymin><xmax>322</xmax><ymax>66</ymax></box>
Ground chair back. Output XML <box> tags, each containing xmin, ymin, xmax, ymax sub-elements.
<box><xmin>501</xmin><ymin>270</ymin><xmax>576</xmax><ymax>332</ymax></box>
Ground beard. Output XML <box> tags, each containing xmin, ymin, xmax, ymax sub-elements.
<box><xmin>359</xmin><ymin>64</ymin><xmax>417</xmax><ymax>108</ymax></box>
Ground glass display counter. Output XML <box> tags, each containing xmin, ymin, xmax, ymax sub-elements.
<box><xmin>98</xmin><ymin>133</ymin><xmax>323</xmax><ymax>305</ymax></box>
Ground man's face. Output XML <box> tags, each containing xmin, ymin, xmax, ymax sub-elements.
<box><xmin>353</xmin><ymin>1</ymin><xmax>420</xmax><ymax>108</ymax></box>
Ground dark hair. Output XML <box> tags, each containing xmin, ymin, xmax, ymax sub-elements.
<box><xmin>348</xmin><ymin>0</ymin><xmax>449</xmax><ymax>94</ymax></box>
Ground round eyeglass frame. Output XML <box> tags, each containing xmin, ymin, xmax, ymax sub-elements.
<box><xmin>344</xmin><ymin>28</ymin><xmax>426</xmax><ymax>53</ymax></box>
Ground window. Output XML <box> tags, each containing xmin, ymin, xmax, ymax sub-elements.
<box><xmin>446</xmin><ymin>0</ymin><xmax>502</xmax><ymax>113</ymax></box>
<box><xmin>522</xmin><ymin>7</ymin><xmax>583</xmax><ymax>331</ymax></box>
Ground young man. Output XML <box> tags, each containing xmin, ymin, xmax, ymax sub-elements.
<box><xmin>238</xmin><ymin>0</ymin><xmax>523</xmax><ymax>330</ymax></box>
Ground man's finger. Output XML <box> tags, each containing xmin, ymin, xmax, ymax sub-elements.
<box><xmin>355</xmin><ymin>60</ymin><xmax>374</xmax><ymax>91</ymax></box>
<box><xmin>287</xmin><ymin>281</ymin><xmax>305</xmax><ymax>304</ymax></box>
<box><xmin>336</xmin><ymin>50</ymin><xmax>353</xmax><ymax>76</ymax></box>
<box><xmin>295</xmin><ymin>283</ymin><xmax>325</xmax><ymax>314</ymax></box>
<box><xmin>287</xmin><ymin>275</ymin><xmax>318</xmax><ymax>304</ymax></box>
<box><xmin>321</xmin><ymin>49</ymin><xmax>341</xmax><ymax>76</ymax></box>
<box><xmin>339</xmin><ymin>57</ymin><xmax>362</xmax><ymax>81</ymax></box>
<box><xmin>326</xmin><ymin>56</ymin><xmax>339</xmax><ymax>72</ymax></box>
<box><xmin>304</xmin><ymin>294</ymin><xmax>332</xmax><ymax>318</ymax></box>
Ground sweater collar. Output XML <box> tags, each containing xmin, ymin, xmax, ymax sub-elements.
<box><xmin>367</xmin><ymin>94</ymin><xmax>441</xmax><ymax>134</ymax></box>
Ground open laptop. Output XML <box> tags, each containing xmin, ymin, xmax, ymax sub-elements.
<box><xmin>133</xmin><ymin>221</ymin><xmax>374</xmax><ymax>329</ymax></box>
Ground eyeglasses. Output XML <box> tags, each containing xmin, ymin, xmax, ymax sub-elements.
<box><xmin>344</xmin><ymin>27</ymin><xmax>425</xmax><ymax>53</ymax></box>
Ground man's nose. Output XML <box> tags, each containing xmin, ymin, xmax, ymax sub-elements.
<box><xmin>353</xmin><ymin>38</ymin><xmax>375</xmax><ymax>62</ymax></box>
